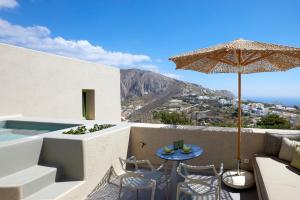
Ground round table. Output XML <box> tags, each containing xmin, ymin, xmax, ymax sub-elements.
<box><xmin>156</xmin><ymin>144</ymin><xmax>203</xmax><ymax>161</ymax></box>
<box><xmin>156</xmin><ymin>144</ymin><xmax>203</xmax><ymax>200</ymax></box>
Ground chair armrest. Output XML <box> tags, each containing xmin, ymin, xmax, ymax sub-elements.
<box><xmin>182</xmin><ymin>163</ymin><xmax>215</xmax><ymax>171</ymax></box>
<box><xmin>125</xmin><ymin>156</ymin><xmax>138</xmax><ymax>170</ymax></box>
<box><xmin>218</xmin><ymin>163</ymin><xmax>224</xmax><ymax>177</ymax></box>
<box><xmin>129</xmin><ymin>156</ymin><xmax>136</xmax><ymax>160</ymax></box>
<box><xmin>135</xmin><ymin>159</ymin><xmax>155</xmax><ymax>171</ymax></box>
<box><xmin>156</xmin><ymin>163</ymin><xmax>164</xmax><ymax>171</ymax></box>
<box><xmin>177</xmin><ymin>163</ymin><xmax>187</xmax><ymax>180</ymax></box>
<box><xmin>123</xmin><ymin>171</ymin><xmax>144</xmax><ymax>178</ymax></box>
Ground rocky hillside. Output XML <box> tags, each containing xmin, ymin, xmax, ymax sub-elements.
<box><xmin>121</xmin><ymin>68</ymin><xmax>234</xmax><ymax>102</ymax></box>
<box><xmin>120</xmin><ymin>68</ymin><xmax>180</xmax><ymax>101</ymax></box>
<box><xmin>120</xmin><ymin>69</ymin><xmax>235</xmax><ymax>122</ymax></box>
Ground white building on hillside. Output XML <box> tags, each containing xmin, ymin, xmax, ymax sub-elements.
<box><xmin>218</xmin><ymin>98</ymin><xmax>232</xmax><ymax>105</ymax></box>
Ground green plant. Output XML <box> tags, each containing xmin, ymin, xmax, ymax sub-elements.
<box><xmin>63</xmin><ymin>126</ymin><xmax>87</xmax><ymax>135</ymax></box>
<box><xmin>88</xmin><ymin>124</ymin><xmax>114</xmax><ymax>132</ymax></box>
<box><xmin>257</xmin><ymin>114</ymin><xmax>291</xmax><ymax>129</ymax></box>
<box><xmin>63</xmin><ymin>124</ymin><xmax>114</xmax><ymax>135</ymax></box>
<box><xmin>232</xmin><ymin>108</ymin><xmax>248</xmax><ymax>118</ymax></box>
<box><xmin>153</xmin><ymin>111</ymin><xmax>192</xmax><ymax>125</ymax></box>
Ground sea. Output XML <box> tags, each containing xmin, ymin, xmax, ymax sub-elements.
<box><xmin>246</xmin><ymin>97</ymin><xmax>300</xmax><ymax>107</ymax></box>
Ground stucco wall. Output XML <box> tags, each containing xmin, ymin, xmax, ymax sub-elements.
<box><xmin>128</xmin><ymin>125</ymin><xmax>266</xmax><ymax>171</ymax></box>
<box><xmin>0</xmin><ymin>137</ymin><xmax>43</xmax><ymax>178</ymax></box>
<box><xmin>15</xmin><ymin>120</ymin><xmax>300</xmax><ymax>200</ymax></box>
<box><xmin>39</xmin><ymin>124</ymin><xmax>131</xmax><ymax>200</ymax></box>
<box><xmin>0</xmin><ymin>43</ymin><xmax>121</xmax><ymax>122</ymax></box>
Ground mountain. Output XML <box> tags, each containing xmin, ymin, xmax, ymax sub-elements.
<box><xmin>120</xmin><ymin>68</ymin><xmax>235</xmax><ymax>121</ymax></box>
<box><xmin>121</xmin><ymin>68</ymin><xmax>181</xmax><ymax>100</ymax></box>
<box><xmin>121</xmin><ymin>68</ymin><xmax>234</xmax><ymax>101</ymax></box>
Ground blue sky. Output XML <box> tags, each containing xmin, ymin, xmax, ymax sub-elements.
<box><xmin>0</xmin><ymin>0</ymin><xmax>300</xmax><ymax>98</ymax></box>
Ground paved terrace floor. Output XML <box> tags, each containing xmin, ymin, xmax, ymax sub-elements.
<box><xmin>86</xmin><ymin>172</ymin><xmax>258</xmax><ymax>200</ymax></box>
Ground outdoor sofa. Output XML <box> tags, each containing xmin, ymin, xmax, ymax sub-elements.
<box><xmin>253</xmin><ymin>132</ymin><xmax>300</xmax><ymax>200</ymax></box>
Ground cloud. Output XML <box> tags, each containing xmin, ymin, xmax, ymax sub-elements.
<box><xmin>163</xmin><ymin>73</ymin><xmax>182</xmax><ymax>79</ymax></box>
<box><xmin>138</xmin><ymin>64</ymin><xmax>160</xmax><ymax>72</ymax></box>
<box><xmin>0</xmin><ymin>18</ymin><xmax>152</xmax><ymax>67</ymax></box>
<box><xmin>0</xmin><ymin>0</ymin><xmax>18</xmax><ymax>8</ymax></box>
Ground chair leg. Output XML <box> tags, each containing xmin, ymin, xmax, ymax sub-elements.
<box><xmin>150</xmin><ymin>180</ymin><xmax>156</xmax><ymax>200</ymax></box>
<box><xmin>136</xmin><ymin>189</ymin><xmax>138</xmax><ymax>200</ymax></box>
<box><xmin>107</xmin><ymin>166</ymin><xmax>112</xmax><ymax>184</ymax></box>
<box><xmin>166</xmin><ymin>179</ymin><xmax>169</xmax><ymax>200</ymax></box>
<box><xmin>176</xmin><ymin>184</ymin><xmax>181</xmax><ymax>200</ymax></box>
<box><xmin>217</xmin><ymin>177</ymin><xmax>221</xmax><ymax>200</ymax></box>
<box><xmin>118</xmin><ymin>178</ymin><xmax>123</xmax><ymax>200</ymax></box>
<box><xmin>164</xmin><ymin>161</ymin><xmax>169</xmax><ymax>200</ymax></box>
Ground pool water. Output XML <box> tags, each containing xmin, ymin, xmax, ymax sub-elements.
<box><xmin>0</xmin><ymin>129</ymin><xmax>28</xmax><ymax>142</ymax></box>
<box><xmin>0</xmin><ymin>120</ymin><xmax>79</xmax><ymax>142</ymax></box>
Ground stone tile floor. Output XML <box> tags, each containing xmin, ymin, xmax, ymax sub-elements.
<box><xmin>86</xmin><ymin>173</ymin><xmax>258</xmax><ymax>200</ymax></box>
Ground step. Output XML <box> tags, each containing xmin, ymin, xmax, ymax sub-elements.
<box><xmin>23</xmin><ymin>181</ymin><xmax>83</xmax><ymax>200</ymax></box>
<box><xmin>0</xmin><ymin>165</ymin><xmax>57</xmax><ymax>200</ymax></box>
<box><xmin>39</xmin><ymin>161</ymin><xmax>64</xmax><ymax>181</ymax></box>
<box><xmin>0</xmin><ymin>137</ymin><xmax>43</xmax><ymax>178</ymax></box>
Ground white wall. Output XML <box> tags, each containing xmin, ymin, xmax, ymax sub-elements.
<box><xmin>40</xmin><ymin>125</ymin><xmax>131</xmax><ymax>200</ymax></box>
<box><xmin>0</xmin><ymin>43</ymin><xmax>121</xmax><ymax>122</ymax></box>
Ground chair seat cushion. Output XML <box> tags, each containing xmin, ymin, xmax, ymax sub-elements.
<box><xmin>254</xmin><ymin>155</ymin><xmax>300</xmax><ymax>200</ymax></box>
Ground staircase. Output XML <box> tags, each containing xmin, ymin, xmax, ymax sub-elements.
<box><xmin>0</xmin><ymin>137</ymin><xmax>83</xmax><ymax>200</ymax></box>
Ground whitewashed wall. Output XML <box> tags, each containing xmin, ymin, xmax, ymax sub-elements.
<box><xmin>0</xmin><ymin>43</ymin><xmax>121</xmax><ymax>122</ymax></box>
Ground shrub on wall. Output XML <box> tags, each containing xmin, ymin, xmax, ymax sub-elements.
<box><xmin>257</xmin><ymin>114</ymin><xmax>291</xmax><ymax>129</ymax></box>
<box><xmin>63</xmin><ymin>124</ymin><xmax>114</xmax><ymax>135</ymax></box>
<box><xmin>153</xmin><ymin>111</ymin><xmax>192</xmax><ymax>125</ymax></box>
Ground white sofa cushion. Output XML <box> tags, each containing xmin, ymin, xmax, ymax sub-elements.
<box><xmin>254</xmin><ymin>155</ymin><xmax>300</xmax><ymax>200</ymax></box>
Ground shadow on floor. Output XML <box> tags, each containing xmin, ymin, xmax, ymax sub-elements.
<box><xmin>86</xmin><ymin>175</ymin><xmax>258</xmax><ymax>200</ymax></box>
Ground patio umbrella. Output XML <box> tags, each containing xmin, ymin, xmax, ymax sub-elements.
<box><xmin>169</xmin><ymin>38</ymin><xmax>300</xmax><ymax>188</ymax></box>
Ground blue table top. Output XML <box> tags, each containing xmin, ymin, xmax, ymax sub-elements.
<box><xmin>156</xmin><ymin>144</ymin><xmax>203</xmax><ymax>161</ymax></box>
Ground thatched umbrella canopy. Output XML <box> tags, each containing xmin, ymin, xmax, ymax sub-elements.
<box><xmin>169</xmin><ymin>39</ymin><xmax>300</xmax><ymax>187</ymax></box>
<box><xmin>170</xmin><ymin>38</ymin><xmax>300</xmax><ymax>74</ymax></box>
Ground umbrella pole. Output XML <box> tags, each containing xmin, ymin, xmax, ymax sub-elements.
<box><xmin>223</xmin><ymin>73</ymin><xmax>254</xmax><ymax>189</ymax></box>
<box><xmin>237</xmin><ymin>72</ymin><xmax>242</xmax><ymax>174</ymax></box>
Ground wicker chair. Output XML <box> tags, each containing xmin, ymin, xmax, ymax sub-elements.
<box><xmin>118</xmin><ymin>156</ymin><xmax>166</xmax><ymax>200</ymax></box>
<box><xmin>176</xmin><ymin>163</ymin><xmax>223</xmax><ymax>200</ymax></box>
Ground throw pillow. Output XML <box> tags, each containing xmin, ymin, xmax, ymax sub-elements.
<box><xmin>290</xmin><ymin>146</ymin><xmax>300</xmax><ymax>170</ymax></box>
<box><xmin>265</xmin><ymin>132</ymin><xmax>300</xmax><ymax>156</ymax></box>
<box><xmin>279</xmin><ymin>137</ymin><xmax>300</xmax><ymax>162</ymax></box>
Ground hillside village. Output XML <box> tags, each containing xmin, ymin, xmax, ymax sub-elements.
<box><xmin>122</xmin><ymin>92</ymin><xmax>300</xmax><ymax>128</ymax></box>
<box><xmin>120</xmin><ymin>69</ymin><xmax>300</xmax><ymax>129</ymax></box>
